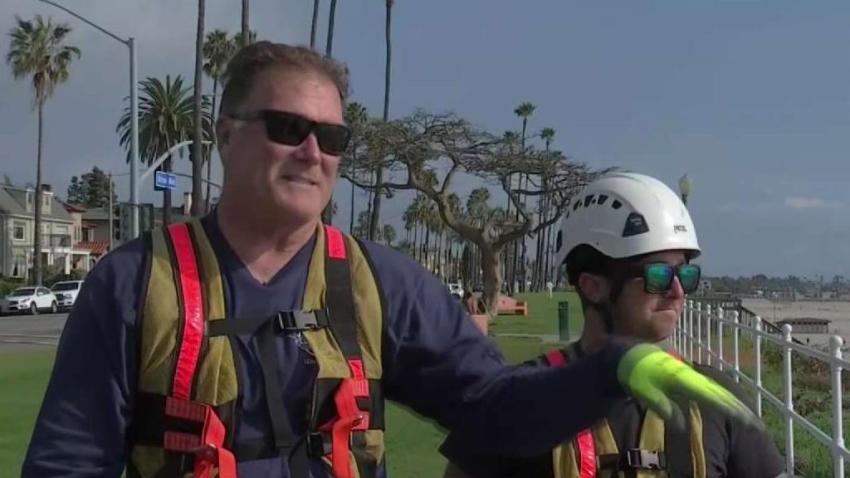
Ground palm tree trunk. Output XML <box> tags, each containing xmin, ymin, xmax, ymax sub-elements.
<box><xmin>205</xmin><ymin>77</ymin><xmax>217</xmax><ymax>212</ymax></box>
<box><xmin>32</xmin><ymin>101</ymin><xmax>44</xmax><ymax>285</ymax></box>
<box><xmin>163</xmin><ymin>154</ymin><xmax>173</xmax><ymax>226</ymax></box>
<box><xmin>436</xmin><ymin>230</ymin><xmax>444</xmax><ymax>279</ymax></box>
<box><xmin>542</xmin><ymin>144</ymin><xmax>553</xmax><ymax>285</ymax></box>
<box><xmin>365</xmin><ymin>171</ymin><xmax>374</xmax><ymax>223</ymax></box>
<box><xmin>325</xmin><ymin>0</ymin><xmax>338</xmax><ymax>56</ymax></box>
<box><xmin>348</xmin><ymin>149</ymin><xmax>357</xmax><ymax>234</ymax></box>
<box><xmin>241</xmin><ymin>0</ymin><xmax>250</xmax><ymax>48</ymax></box>
<box><xmin>310</xmin><ymin>0</ymin><xmax>320</xmax><ymax>48</ymax></box>
<box><xmin>545</xmin><ymin>195</ymin><xmax>555</xmax><ymax>283</ymax></box>
<box><xmin>319</xmin><ymin>0</ymin><xmax>340</xmax><ymax>225</ymax></box>
<box><xmin>512</xmin><ymin>118</ymin><xmax>528</xmax><ymax>293</ymax></box>
<box><xmin>412</xmin><ymin>222</ymin><xmax>418</xmax><ymax>261</ymax></box>
<box><xmin>349</xmin><ymin>189</ymin><xmax>356</xmax><ymax>234</ymax></box>
<box><xmin>542</xmin><ymin>189</ymin><xmax>551</xmax><ymax>284</ymax></box>
<box><xmin>424</xmin><ymin>227</ymin><xmax>431</xmax><ymax>271</ymax></box>
<box><xmin>191</xmin><ymin>0</ymin><xmax>206</xmax><ymax>217</ymax></box>
<box><xmin>369</xmin><ymin>0</ymin><xmax>393</xmax><ymax>241</ymax></box>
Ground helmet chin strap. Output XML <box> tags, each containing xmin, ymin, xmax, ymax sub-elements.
<box><xmin>586</xmin><ymin>274</ymin><xmax>631</xmax><ymax>334</ymax></box>
<box><xmin>587</xmin><ymin>298</ymin><xmax>617</xmax><ymax>334</ymax></box>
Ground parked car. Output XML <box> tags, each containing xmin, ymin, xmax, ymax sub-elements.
<box><xmin>51</xmin><ymin>280</ymin><xmax>84</xmax><ymax>311</ymax></box>
<box><xmin>0</xmin><ymin>286</ymin><xmax>58</xmax><ymax>315</ymax></box>
<box><xmin>447</xmin><ymin>282</ymin><xmax>464</xmax><ymax>299</ymax></box>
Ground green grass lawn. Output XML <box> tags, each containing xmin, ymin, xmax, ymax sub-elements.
<box><xmin>0</xmin><ymin>350</ymin><xmax>55</xmax><ymax>477</ymax></box>
<box><xmin>3</xmin><ymin>291</ymin><xmax>833</xmax><ymax>477</ymax></box>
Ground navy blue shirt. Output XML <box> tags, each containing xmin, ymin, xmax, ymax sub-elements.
<box><xmin>22</xmin><ymin>214</ymin><xmax>627</xmax><ymax>477</ymax></box>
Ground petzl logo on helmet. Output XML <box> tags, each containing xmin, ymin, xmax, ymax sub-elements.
<box><xmin>674</xmin><ymin>225</ymin><xmax>688</xmax><ymax>233</ymax></box>
<box><xmin>622</xmin><ymin>212</ymin><xmax>649</xmax><ymax>237</ymax></box>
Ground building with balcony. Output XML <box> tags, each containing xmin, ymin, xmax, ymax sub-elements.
<box><xmin>0</xmin><ymin>184</ymin><xmax>83</xmax><ymax>281</ymax></box>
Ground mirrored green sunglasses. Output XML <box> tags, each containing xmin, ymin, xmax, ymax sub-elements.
<box><xmin>628</xmin><ymin>262</ymin><xmax>702</xmax><ymax>295</ymax></box>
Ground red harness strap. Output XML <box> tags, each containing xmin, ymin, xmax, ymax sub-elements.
<box><xmin>165</xmin><ymin>224</ymin><xmax>236</xmax><ymax>478</ymax></box>
<box><xmin>325</xmin><ymin>225</ymin><xmax>347</xmax><ymax>260</ymax></box>
<box><xmin>169</xmin><ymin>224</ymin><xmax>205</xmax><ymax>401</ymax></box>
<box><xmin>162</xmin><ymin>397</ymin><xmax>236</xmax><ymax>478</ymax></box>
<box><xmin>543</xmin><ymin>348</ymin><xmax>596</xmax><ymax>478</ymax></box>
<box><xmin>320</xmin><ymin>358</ymin><xmax>371</xmax><ymax>478</ymax></box>
<box><xmin>319</xmin><ymin>226</ymin><xmax>373</xmax><ymax>478</ymax></box>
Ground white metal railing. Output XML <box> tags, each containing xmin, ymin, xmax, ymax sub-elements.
<box><xmin>673</xmin><ymin>299</ymin><xmax>849</xmax><ymax>478</ymax></box>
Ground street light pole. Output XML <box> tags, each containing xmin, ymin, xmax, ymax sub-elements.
<box><xmin>37</xmin><ymin>0</ymin><xmax>140</xmax><ymax>238</ymax></box>
<box><xmin>129</xmin><ymin>37</ymin><xmax>139</xmax><ymax>238</ymax></box>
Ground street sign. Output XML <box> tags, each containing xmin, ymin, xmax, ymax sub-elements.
<box><xmin>154</xmin><ymin>171</ymin><xmax>177</xmax><ymax>190</ymax></box>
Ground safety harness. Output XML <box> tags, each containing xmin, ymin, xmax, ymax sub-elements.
<box><xmin>544</xmin><ymin>345</ymin><xmax>706</xmax><ymax>478</ymax></box>
<box><xmin>128</xmin><ymin>220</ymin><xmax>385</xmax><ymax>478</ymax></box>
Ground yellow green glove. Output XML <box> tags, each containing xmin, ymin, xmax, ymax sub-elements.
<box><xmin>617</xmin><ymin>344</ymin><xmax>760</xmax><ymax>429</ymax></box>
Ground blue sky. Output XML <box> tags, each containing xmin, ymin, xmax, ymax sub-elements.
<box><xmin>1</xmin><ymin>0</ymin><xmax>849</xmax><ymax>277</ymax></box>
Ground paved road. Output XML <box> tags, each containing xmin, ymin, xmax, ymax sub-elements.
<box><xmin>0</xmin><ymin>312</ymin><xmax>67</xmax><ymax>352</ymax></box>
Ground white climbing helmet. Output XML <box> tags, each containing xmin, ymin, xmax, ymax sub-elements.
<box><xmin>553</xmin><ymin>172</ymin><xmax>700</xmax><ymax>266</ymax></box>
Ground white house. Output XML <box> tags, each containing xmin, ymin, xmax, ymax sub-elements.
<box><xmin>0</xmin><ymin>184</ymin><xmax>84</xmax><ymax>280</ymax></box>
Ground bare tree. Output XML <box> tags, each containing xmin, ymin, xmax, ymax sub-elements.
<box><xmin>342</xmin><ymin>111</ymin><xmax>599</xmax><ymax>315</ymax></box>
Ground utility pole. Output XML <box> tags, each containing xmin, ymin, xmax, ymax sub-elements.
<box><xmin>108</xmin><ymin>171</ymin><xmax>114</xmax><ymax>251</ymax></box>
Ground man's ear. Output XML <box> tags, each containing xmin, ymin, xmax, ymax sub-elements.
<box><xmin>215</xmin><ymin>117</ymin><xmax>231</xmax><ymax>162</ymax></box>
<box><xmin>577</xmin><ymin>271</ymin><xmax>610</xmax><ymax>305</ymax></box>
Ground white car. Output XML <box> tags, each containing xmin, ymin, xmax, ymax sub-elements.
<box><xmin>1</xmin><ymin>286</ymin><xmax>58</xmax><ymax>315</ymax></box>
<box><xmin>51</xmin><ymin>280</ymin><xmax>84</xmax><ymax>310</ymax></box>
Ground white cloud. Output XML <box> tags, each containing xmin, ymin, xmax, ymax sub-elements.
<box><xmin>785</xmin><ymin>196</ymin><xmax>845</xmax><ymax>210</ymax></box>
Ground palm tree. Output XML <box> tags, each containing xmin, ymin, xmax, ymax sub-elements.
<box><xmin>407</xmin><ymin>194</ymin><xmax>429</xmax><ymax>263</ymax></box>
<box><xmin>7</xmin><ymin>15</ymin><xmax>80</xmax><ymax>285</ymax></box>
<box><xmin>498</xmin><ymin>131</ymin><xmax>519</xmax><ymax>289</ymax></box>
<box><xmin>539</xmin><ymin>127</ymin><xmax>556</xmax><ymax>286</ymax></box>
<box><xmin>354</xmin><ymin>210</ymin><xmax>371</xmax><ymax>238</ymax></box>
<box><xmin>117</xmin><ymin>76</ymin><xmax>210</xmax><ymax>226</ymax></box>
<box><xmin>466</xmin><ymin>188</ymin><xmax>491</xmax><ymax>227</ymax></box>
<box><xmin>512</xmin><ymin>102</ymin><xmax>535</xmax><ymax>292</ymax></box>
<box><xmin>382</xmin><ymin>224</ymin><xmax>396</xmax><ymax>247</ymax></box>
<box><xmin>318</xmin><ymin>0</ymin><xmax>340</xmax><ymax>225</ymax></box>
<box><xmin>241</xmin><ymin>0</ymin><xmax>250</xmax><ymax>48</ymax></box>
<box><xmin>515</xmin><ymin>102</ymin><xmax>536</xmax><ymax>151</ymax></box>
<box><xmin>466</xmin><ymin>188</ymin><xmax>491</xmax><ymax>288</ymax></box>
<box><xmin>203</xmin><ymin>29</ymin><xmax>237</xmax><ymax>209</ymax></box>
<box><xmin>403</xmin><ymin>201</ymin><xmax>418</xmax><ymax>259</ymax></box>
<box><xmin>310</xmin><ymin>0</ymin><xmax>320</xmax><ymax>48</ymax></box>
<box><xmin>326</xmin><ymin>0</ymin><xmax>338</xmax><ymax>56</ymax></box>
<box><xmin>344</xmin><ymin>102</ymin><xmax>369</xmax><ymax>234</ymax></box>
<box><xmin>368</xmin><ymin>0</ymin><xmax>394</xmax><ymax>241</ymax></box>
<box><xmin>191</xmin><ymin>0</ymin><xmax>206</xmax><ymax>216</ymax></box>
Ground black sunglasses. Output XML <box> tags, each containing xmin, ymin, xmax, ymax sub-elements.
<box><xmin>229</xmin><ymin>109</ymin><xmax>352</xmax><ymax>156</ymax></box>
<box><xmin>623</xmin><ymin>262</ymin><xmax>702</xmax><ymax>295</ymax></box>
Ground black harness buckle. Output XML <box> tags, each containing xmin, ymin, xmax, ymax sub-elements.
<box><xmin>275</xmin><ymin>310</ymin><xmax>325</xmax><ymax>332</ymax></box>
<box><xmin>625</xmin><ymin>448</ymin><xmax>666</xmax><ymax>470</ymax></box>
<box><xmin>305</xmin><ymin>432</ymin><xmax>332</xmax><ymax>457</ymax></box>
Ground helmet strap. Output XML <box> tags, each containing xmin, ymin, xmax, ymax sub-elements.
<box><xmin>586</xmin><ymin>275</ymin><xmax>628</xmax><ymax>334</ymax></box>
<box><xmin>585</xmin><ymin>293</ymin><xmax>617</xmax><ymax>334</ymax></box>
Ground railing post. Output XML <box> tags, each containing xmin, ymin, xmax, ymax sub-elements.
<box><xmin>782</xmin><ymin>324</ymin><xmax>795</xmax><ymax>474</ymax></box>
<box><xmin>755</xmin><ymin>316</ymin><xmax>763</xmax><ymax>417</ymax></box>
<box><xmin>673</xmin><ymin>300</ymin><xmax>688</xmax><ymax>355</ymax></box>
<box><xmin>733</xmin><ymin>311</ymin><xmax>740</xmax><ymax>383</ymax></box>
<box><xmin>688</xmin><ymin>300</ymin><xmax>695</xmax><ymax>362</ymax></box>
<box><xmin>831</xmin><ymin>335</ymin><xmax>845</xmax><ymax>478</ymax></box>
<box><xmin>718</xmin><ymin>306</ymin><xmax>725</xmax><ymax>372</ymax></box>
<box><xmin>696</xmin><ymin>302</ymin><xmax>703</xmax><ymax>364</ymax></box>
<box><xmin>706</xmin><ymin>304</ymin><xmax>713</xmax><ymax>366</ymax></box>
